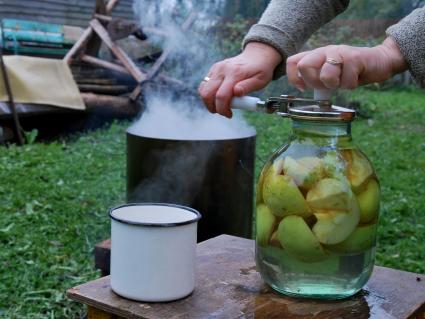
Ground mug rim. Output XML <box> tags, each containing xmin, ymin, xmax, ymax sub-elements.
<box><xmin>109</xmin><ymin>203</ymin><xmax>202</xmax><ymax>227</ymax></box>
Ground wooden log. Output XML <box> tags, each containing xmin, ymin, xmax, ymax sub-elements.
<box><xmin>90</xmin><ymin>19</ymin><xmax>146</xmax><ymax>83</ymax></box>
<box><xmin>78</xmin><ymin>84</ymin><xmax>130</xmax><ymax>94</ymax></box>
<box><xmin>80</xmin><ymin>54</ymin><xmax>129</xmax><ymax>75</ymax></box>
<box><xmin>82</xmin><ymin>93</ymin><xmax>138</xmax><ymax>117</ymax></box>
<box><xmin>75</xmin><ymin>78</ymin><xmax>117</xmax><ymax>85</ymax></box>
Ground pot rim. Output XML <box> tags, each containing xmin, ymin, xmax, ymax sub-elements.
<box><xmin>109</xmin><ymin>203</ymin><xmax>202</xmax><ymax>227</ymax></box>
<box><xmin>126</xmin><ymin>129</ymin><xmax>257</xmax><ymax>142</ymax></box>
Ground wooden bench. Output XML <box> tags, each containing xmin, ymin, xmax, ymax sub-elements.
<box><xmin>69</xmin><ymin>235</ymin><xmax>425</xmax><ymax>319</ymax></box>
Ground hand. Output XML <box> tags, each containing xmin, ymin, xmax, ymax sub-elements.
<box><xmin>198</xmin><ymin>42</ymin><xmax>282</xmax><ymax>118</ymax></box>
<box><xmin>286</xmin><ymin>37</ymin><xmax>408</xmax><ymax>91</ymax></box>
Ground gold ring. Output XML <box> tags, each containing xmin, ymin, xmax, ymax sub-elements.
<box><xmin>203</xmin><ymin>76</ymin><xmax>211</xmax><ymax>82</ymax></box>
<box><xmin>326</xmin><ymin>58</ymin><xmax>343</xmax><ymax>66</ymax></box>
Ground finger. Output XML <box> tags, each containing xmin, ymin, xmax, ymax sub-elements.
<box><xmin>233</xmin><ymin>75</ymin><xmax>267</xmax><ymax>96</ymax></box>
<box><xmin>215</xmin><ymin>77</ymin><xmax>237</xmax><ymax>118</ymax></box>
<box><xmin>319</xmin><ymin>53</ymin><xmax>343</xmax><ymax>89</ymax></box>
<box><xmin>297</xmin><ymin>49</ymin><xmax>327</xmax><ymax>89</ymax></box>
<box><xmin>340</xmin><ymin>62</ymin><xmax>360</xmax><ymax>90</ymax></box>
<box><xmin>286</xmin><ymin>51</ymin><xmax>310</xmax><ymax>90</ymax></box>
<box><xmin>198</xmin><ymin>76</ymin><xmax>224</xmax><ymax>113</ymax></box>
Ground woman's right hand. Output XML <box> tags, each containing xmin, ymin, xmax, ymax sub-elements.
<box><xmin>198</xmin><ymin>42</ymin><xmax>282</xmax><ymax>118</ymax></box>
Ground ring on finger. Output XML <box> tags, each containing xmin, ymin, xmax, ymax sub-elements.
<box><xmin>326</xmin><ymin>58</ymin><xmax>343</xmax><ymax>66</ymax></box>
<box><xmin>203</xmin><ymin>76</ymin><xmax>211</xmax><ymax>82</ymax></box>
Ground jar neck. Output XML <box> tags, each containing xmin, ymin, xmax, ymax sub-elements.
<box><xmin>290</xmin><ymin>119</ymin><xmax>352</xmax><ymax>147</ymax></box>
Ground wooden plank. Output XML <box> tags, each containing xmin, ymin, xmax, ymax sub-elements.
<box><xmin>129</xmin><ymin>11</ymin><xmax>197</xmax><ymax>100</ymax></box>
<box><xmin>68</xmin><ymin>235</ymin><xmax>425</xmax><ymax>319</ymax></box>
<box><xmin>63</xmin><ymin>27</ymin><xmax>93</xmax><ymax>64</ymax></box>
<box><xmin>0</xmin><ymin>0</ymin><xmax>133</xmax><ymax>28</ymax></box>
<box><xmin>106</xmin><ymin>0</ymin><xmax>121</xmax><ymax>14</ymax></box>
<box><xmin>85</xmin><ymin>0</ymin><xmax>107</xmax><ymax>57</ymax></box>
<box><xmin>88</xmin><ymin>306</ymin><xmax>120</xmax><ymax>319</ymax></box>
<box><xmin>80</xmin><ymin>54</ymin><xmax>129</xmax><ymax>75</ymax></box>
<box><xmin>89</xmin><ymin>19</ymin><xmax>146</xmax><ymax>83</ymax></box>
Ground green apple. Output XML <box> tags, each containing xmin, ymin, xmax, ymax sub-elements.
<box><xmin>357</xmin><ymin>179</ymin><xmax>380</xmax><ymax>224</ymax></box>
<box><xmin>263</xmin><ymin>173</ymin><xmax>312</xmax><ymax>218</ymax></box>
<box><xmin>326</xmin><ymin>223</ymin><xmax>377</xmax><ymax>254</ymax></box>
<box><xmin>341</xmin><ymin>149</ymin><xmax>373</xmax><ymax>193</ymax></box>
<box><xmin>306</xmin><ymin>178</ymin><xmax>352</xmax><ymax>211</ymax></box>
<box><xmin>277</xmin><ymin>215</ymin><xmax>327</xmax><ymax>262</ymax></box>
<box><xmin>283</xmin><ymin>156</ymin><xmax>324</xmax><ymax>189</ymax></box>
<box><xmin>312</xmin><ymin>197</ymin><xmax>360</xmax><ymax>244</ymax></box>
<box><xmin>256</xmin><ymin>204</ymin><xmax>276</xmax><ymax>246</ymax></box>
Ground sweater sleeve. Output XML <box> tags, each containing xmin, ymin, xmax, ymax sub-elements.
<box><xmin>242</xmin><ymin>0</ymin><xmax>350</xmax><ymax>78</ymax></box>
<box><xmin>386</xmin><ymin>7</ymin><xmax>425</xmax><ymax>88</ymax></box>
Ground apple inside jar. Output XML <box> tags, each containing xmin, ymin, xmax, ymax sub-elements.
<box><xmin>256</xmin><ymin>150</ymin><xmax>380</xmax><ymax>258</ymax></box>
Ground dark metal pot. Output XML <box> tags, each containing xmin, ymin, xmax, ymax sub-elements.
<box><xmin>127</xmin><ymin>130</ymin><xmax>256</xmax><ymax>242</ymax></box>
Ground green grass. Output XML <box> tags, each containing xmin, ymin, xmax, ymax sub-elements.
<box><xmin>0</xmin><ymin>88</ymin><xmax>423</xmax><ymax>317</ymax></box>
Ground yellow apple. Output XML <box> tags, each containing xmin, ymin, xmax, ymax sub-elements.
<box><xmin>341</xmin><ymin>149</ymin><xmax>373</xmax><ymax>193</ymax></box>
<box><xmin>356</xmin><ymin>179</ymin><xmax>380</xmax><ymax>224</ymax></box>
<box><xmin>277</xmin><ymin>215</ymin><xmax>327</xmax><ymax>262</ymax></box>
<box><xmin>306</xmin><ymin>178</ymin><xmax>352</xmax><ymax>211</ymax></box>
<box><xmin>283</xmin><ymin>156</ymin><xmax>324</xmax><ymax>189</ymax></box>
<box><xmin>312</xmin><ymin>197</ymin><xmax>360</xmax><ymax>244</ymax></box>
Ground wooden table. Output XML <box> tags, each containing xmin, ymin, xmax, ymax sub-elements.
<box><xmin>68</xmin><ymin>235</ymin><xmax>425</xmax><ymax>319</ymax></box>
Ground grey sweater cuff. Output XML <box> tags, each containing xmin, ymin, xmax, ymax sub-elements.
<box><xmin>242</xmin><ymin>24</ymin><xmax>296</xmax><ymax>79</ymax></box>
<box><xmin>242</xmin><ymin>0</ymin><xmax>350</xmax><ymax>79</ymax></box>
<box><xmin>386</xmin><ymin>8</ymin><xmax>425</xmax><ymax>88</ymax></box>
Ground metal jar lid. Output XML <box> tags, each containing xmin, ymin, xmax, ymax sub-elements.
<box><xmin>288</xmin><ymin>101</ymin><xmax>356</xmax><ymax>122</ymax></box>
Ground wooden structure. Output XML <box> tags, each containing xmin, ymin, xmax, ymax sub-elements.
<box><xmin>0</xmin><ymin>0</ymin><xmax>133</xmax><ymax>28</ymax></box>
<box><xmin>69</xmin><ymin>235</ymin><xmax>425</xmax><ymax>319</ymax></box>
<box><xmin>64</xmin><ymin>0</ymin><xmax>196</xmax><ymax>102</ymax></box>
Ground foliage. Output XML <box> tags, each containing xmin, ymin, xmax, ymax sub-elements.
<box><xmin>342</xmin><ymin>0</ymin><xmax>424</xmax><ymax>19</ymax></box>
<box><xmin>214</xmin><ymin>15</ymin><xmax>252</xmax><ymax>58</ymax></box>
<box><xmin>0</xmin><ymin>123</ymin><xmax>127</xmax><ymax>318</ymax></box>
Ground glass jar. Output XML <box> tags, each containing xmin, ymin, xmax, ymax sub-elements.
<box><xmin>255</xmin><ymin>99</ymin><xmax>380</xmax><ymax>299</ymax></box>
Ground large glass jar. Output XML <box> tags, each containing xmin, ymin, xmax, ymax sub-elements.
<box><xmin>255</xmin><ymin>101</ymin><xmax>380</xmax><ymax>299</ymax></box>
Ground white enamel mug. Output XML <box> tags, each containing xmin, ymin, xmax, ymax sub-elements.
<box><xmin>109</xmin><ymin>203</ymin><xmax>201</xmax><ymax>302</ymax></box>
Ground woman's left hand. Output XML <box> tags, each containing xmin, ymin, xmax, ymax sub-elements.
<box><xmin>286</xmin><ymin>37</ymin><xmax>408</xmax><ymax>91</ymax></box>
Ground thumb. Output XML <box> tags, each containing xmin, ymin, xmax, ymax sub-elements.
<box><xmin>233</xmin><ymin>76</ymin><xmax>268</xmax><ymax>96</ymax></box>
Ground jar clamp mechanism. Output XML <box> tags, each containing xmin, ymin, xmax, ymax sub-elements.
<box><xmin>231</xmin><ymin>89</ymin><xmax>355</xmax><ymax>121</ymax></box>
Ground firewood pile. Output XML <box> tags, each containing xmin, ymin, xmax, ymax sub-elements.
<box><xmin>65</xmin><ymin>0</ymin><xmax>197</xmax><ymax>117</ymax></box>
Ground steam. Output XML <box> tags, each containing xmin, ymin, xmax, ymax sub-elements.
<box><xmin>130</xmin><ymin>0</ymin><xmax>255</xmax><ymax>140</ymax></box>
<box><xmin>128</xmin><ymin>0</ymin><xmax>255</xmax><ymax>208</ymax></box>
<box><xmin>128</xmin><ymin>94</ymin><xmax>255</xmax><ymax>140</ymax></box>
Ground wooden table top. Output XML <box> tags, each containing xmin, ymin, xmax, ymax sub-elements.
<box><xmin>68</xmin><ymin>235</ymin><xmax>425</xmax><ymax>319</ymax></box>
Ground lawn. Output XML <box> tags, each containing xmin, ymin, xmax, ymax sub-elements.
<box><xmin>0</xmin><ymin>88</ymin><xmax>424</xmax><ymax>318</ymax></box>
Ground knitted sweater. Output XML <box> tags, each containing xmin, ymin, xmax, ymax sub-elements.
<box><xmin>243</xmin><ymin>0</ymin><xmax>425</xmax><ymax>87</ymax></box>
